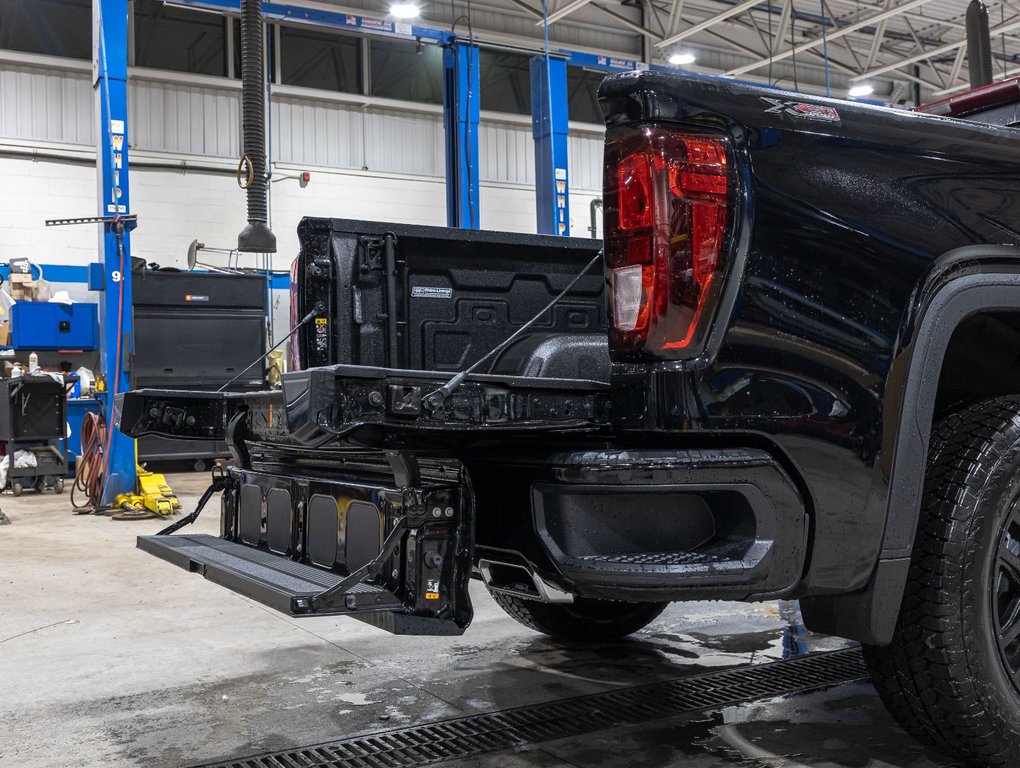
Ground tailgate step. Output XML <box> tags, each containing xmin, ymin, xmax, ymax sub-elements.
<box><xmin>138</xmin><ymin>534</ymin><xmax>400</xmax><ymax>617</ymax></box>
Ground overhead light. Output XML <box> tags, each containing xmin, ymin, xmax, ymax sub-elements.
<box><xmin>390</xmin><ymin>2</ymin><xmax>420</xmax><ymax>18</ymax></box>
<box><xmin>669</xmin><ymin>51</ymin><xmax>696</xmax><ymax>66</ymax></box>
<box><xmin>848</xmin><ymin>83</ymin><xmax>875</xmax><ymax>98</ymax></box>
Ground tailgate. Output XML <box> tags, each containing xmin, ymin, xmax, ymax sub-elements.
<box><xmin>137</xmin><ymin>458</ymin><xmax>473</xmax><ymax>636</ymax></box>
<box><xmin>119</xmin><ymin>364</ymin><xmax>609</xmax><ymax>448</ymax></box>
<box><xmin>294</xmin><ymin>218</ymin><xmax>606</xmax><ymax>373</ymax></box>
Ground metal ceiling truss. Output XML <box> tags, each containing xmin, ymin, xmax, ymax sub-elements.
<box><xmin>512</xmin><ymin>0</ymin><xmax>1020</xmax><ymax>99</ymax></box>
<box><xmin>162</xmin><ymin>0</ymin><xmax>1020</xmax><ymax>101</ymax></box>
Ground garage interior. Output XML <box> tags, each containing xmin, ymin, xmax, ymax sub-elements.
<box><xmin>2</xmin><ymin>0</ymin><xmax>1020</xmax><ymax>766</ymax></box>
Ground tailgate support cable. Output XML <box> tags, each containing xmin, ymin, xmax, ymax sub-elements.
<box><xmin>154</xmin><ymin>466</ymin><xmax>228</xmax><ymax>536</ymax></box>
<box><xmin>423</xmin><ymin>252</ymin><xmax>602</xmax><ymax>409</ymax></box>
<box><xmin>217</xmin><ymin>305</ymin><xmax>324</xmax><ymax>393</ymax></box>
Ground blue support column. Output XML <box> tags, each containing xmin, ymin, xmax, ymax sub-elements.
<box><xmin>442</xmin><ymin>40</ymin><xmax>480</xmax><ymax>229</ymax></box>
<box><xmin>530</xmin><ymin>55</ymin><xmax>570</xmax><ymax>236</ymax></box>
<box><xmin>94</xmin><ymin>0</ymin><xmax>136</xmax><ymax>502</ymax></box>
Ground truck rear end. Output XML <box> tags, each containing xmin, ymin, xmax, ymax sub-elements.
<box><xmin>121</xmin><ymin>159</ymin><xmax>804</xmax><ymax>637</ymax></box>
<box><xmin>121</xmin><ymin>70</ymin><xmax>1020</xmax><ymax>644</ymax></box>
<box><xmin>119</xmin><ymin>69</ymin><xmax>1020</xmax><ymax>765</ymax></box>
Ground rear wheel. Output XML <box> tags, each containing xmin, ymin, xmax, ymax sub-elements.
<box><xmin>864</xmin><ymin>397</ymin><xmax>1020</xmax><ymax>766</ymax></box>
<box><xmin>488</xmin><ymin>589</ymin><xmax>668</xmax><ymax>641</ymax></box>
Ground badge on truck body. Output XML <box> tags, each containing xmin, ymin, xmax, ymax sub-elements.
<box><xmin>761</xmin><ymin>97</ymin><xmax>841</xmax><ymax>125</ymax></box>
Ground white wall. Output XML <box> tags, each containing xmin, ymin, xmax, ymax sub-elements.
<box><xmin>0</xmin><ymin>55</ymin><xmax>605</xmax><ymax>345</ymax></box>
<box><xmin>0</xmin><ymin>156</ymin><xmax>599</xmax><ymax>268</ymax></box>
<box><xmin>0</xmin><ymin>153</ymin><xmax>603</xmax><ymax>339</ymax></box>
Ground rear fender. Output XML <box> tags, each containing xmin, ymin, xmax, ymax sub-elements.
<box><xmin>802</xmin><ymin>244</ymin><xmax>1020</xmax><ymax>644</ymax></box>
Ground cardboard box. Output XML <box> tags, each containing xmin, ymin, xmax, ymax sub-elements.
<box><xmin>9</xmin><ymin>284</ymin><xmax>36</xmax><ymax>302</ymax></box>
<box><xmin>8</xmin><ymin>273</ymin><xmax>34</xmax><ymax>283</ymax></box>
<box><xmin>0</xmin><ymin>320</ymin><xmax>9</xmax><ymax>347</ymax></box>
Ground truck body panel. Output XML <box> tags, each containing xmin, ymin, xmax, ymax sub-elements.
<box><xmin>601</xmin><ymin>73</ymin><xmax>1020</xmax><ymax>596</ymax></box>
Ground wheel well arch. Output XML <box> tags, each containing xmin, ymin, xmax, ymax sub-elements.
<box><xmin>802</xmin><ymin>246</ymin><xmax>1020</xmax><ymax>645</ymax></box>
<box><xmin>933</xmin><ymin>311</ymin><xmax>1020</xmax><ymax>417</ymax></box>
<box><xmin>883</xmin><ymin>253</ymin><xmax>1020</xmax><ymax>560</ymax></box>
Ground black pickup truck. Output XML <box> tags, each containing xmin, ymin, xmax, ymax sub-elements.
<box><xmin>121</xmin><ymin>72</ymin><xmax>1020</xmax><ymax>765</ymax></box>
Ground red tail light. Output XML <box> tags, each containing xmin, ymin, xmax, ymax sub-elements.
<box><xmin>604</xmin><ymin>126</ymin><xmax>732</xmax><ymax>359</ymax></box>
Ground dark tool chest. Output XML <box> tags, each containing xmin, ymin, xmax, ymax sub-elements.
<box><xmin>131</xmin><ymin>271</ymin><xmax>268</xmax><ymax>466</ymax></box>
<box><xmin>0</xmin><ymin>375</ymin><xmax>69</xmax><ymax>495</ymax></box>
<box><xmin>0</xmin><ymin>376</ymin><xmax>65</xmax><ymax>441</ymax></box>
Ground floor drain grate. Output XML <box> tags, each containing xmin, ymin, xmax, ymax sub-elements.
<box><xmin>196</xmin><ymin>646</ymin><xmax>868</xmax><ymax>768</ymax></box>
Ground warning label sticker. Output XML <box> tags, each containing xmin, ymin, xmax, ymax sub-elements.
<box><xmin>411</xmin><ymin>287</ymin><xmax>453</xmax><ymax>299</ymax></box>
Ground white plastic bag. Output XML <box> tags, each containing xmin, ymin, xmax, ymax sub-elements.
<box><xmin>0</xmin><ymin>451</ymin><xmax>38</xmax><ymax>490</ymax></box>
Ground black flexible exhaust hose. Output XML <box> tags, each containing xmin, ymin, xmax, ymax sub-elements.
<box><xmin>238</xmin><ymin>0</ymin><xmax>276</xmax><ymax>253</ymax></box>
<box><xmin>966</xmin><ymin>0</ymin><xmax>994</xmax><ymax>90</ymax></box>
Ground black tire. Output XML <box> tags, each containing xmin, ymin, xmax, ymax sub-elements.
<box><xmin>864</xmin><ymin>397</ymin><xmax>1020</xmax><ymax>766</ymax></box>
<box><xmin>53</xmin><ymin>478</ymin><xmax>64</xmax><ymax>494</ymax></box>
<box><xmin>488</xmin><ymin>589</ymin><xmax>668</xmax><ymax>641</ymax></box>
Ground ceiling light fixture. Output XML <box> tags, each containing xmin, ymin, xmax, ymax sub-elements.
<box><xmin>669</xmin><ymin>51</ymin><xmax>696</xmax><ymax>66</ymax></box>
<box><xmin>390</xmin><ymin>2</ymin><xmax>420</xmax><ymax>19</ymax></box>
<box><xmin>848</xmin><ymin>83</ymin><xmax>875</xmax><ymax>99</ymax></box>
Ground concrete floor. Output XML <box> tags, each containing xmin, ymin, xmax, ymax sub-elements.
<box><xmin>0</xmin><ymin>473</ymin><xmax>951</xmax><ymax>768</ymax></box>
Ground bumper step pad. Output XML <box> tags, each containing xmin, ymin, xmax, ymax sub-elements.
<box><xmin>137</xmin><ymin>534</ymin><xmax>400</xmax><ymax>617</ymax></box>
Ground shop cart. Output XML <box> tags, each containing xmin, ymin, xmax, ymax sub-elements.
<box><xmin>0</xmin><ymin>375</ymin><xmax>68</xmax><ymax>495</ymax></box>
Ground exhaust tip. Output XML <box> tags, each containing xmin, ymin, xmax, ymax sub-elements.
<box><xmin>238</xmin><ymin>220</ymin><xmax>277</xmax><ymax>253</ymax></box>
<box><xmin>478</xmin><ymin>559</ymin><xmax>574</xmax><ymax>603</ymax></box>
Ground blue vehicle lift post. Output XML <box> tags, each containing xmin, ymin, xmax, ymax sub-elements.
<box><xmin>443</xmin><ymin>39</ymin><xmax>480</xmax><ymax>229</ymax></box>
<box><xmin>93</xmin><ymin>0</ymin><xmax>137</xmax><ymax>503</ymax></box>
<box><xmin>530</xmin><ymin>55</ymin><xmax>570</xmax><ymax>236</ymax></box>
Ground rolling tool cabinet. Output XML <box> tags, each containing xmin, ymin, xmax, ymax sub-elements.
<box><xmin>0</xmin><ymin>375</ymin><xmax>68</xmax><ymax>495</ymax></box>
<box><xmin>131</xmin><ymin>271</ymin><xmax>268</xmax><ymax>468</ymax></box>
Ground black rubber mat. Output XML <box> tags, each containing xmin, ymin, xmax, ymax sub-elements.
<box><xmin>194</xmin><ymin>646</ymin><xmax>868</xmax><ymax>768</ymax></box>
